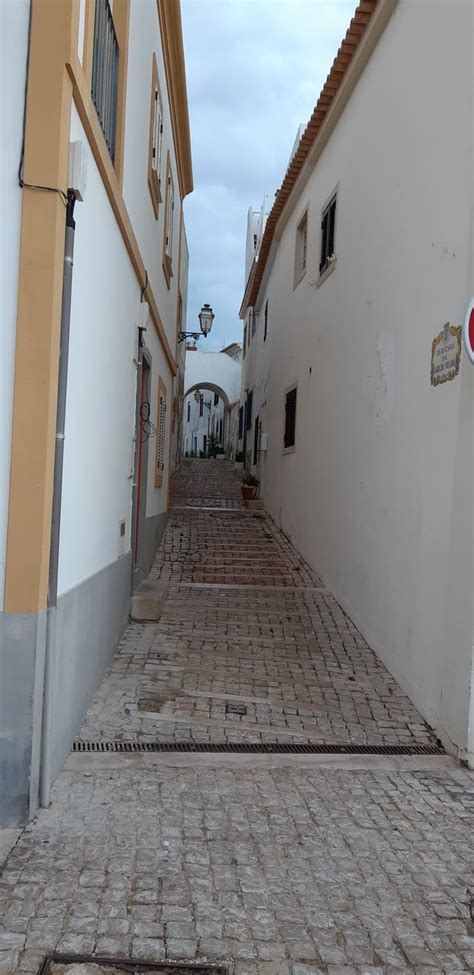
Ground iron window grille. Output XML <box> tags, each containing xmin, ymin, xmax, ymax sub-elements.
<box><xmin>264</xmin><ymin>299</ymin><xmax>268</xmax><ymax>341</ymax></box>
<box><xmin>91</xmin><ymin>0</ymin><xmax>119</xmax><ymax>163</ymax></box>
<box><xmin>320</xmin><ymin>194</ymin><xmax>337</xmax><ymax>275</ymax></box>
<box><xmin>246</xmin><ymin>390</ymin><xmax>253</xmax><ymax>432</ymax></box>
<box><xmin>199</xmin><ymin>397</ymin><xmax>203</xmax><ymax>418</ymax></box>
<box><xmin>284</xmin><ymin>387</ymin><xmax>297</xmax><ymax>449</ymax></box>
<box><xmin>238</xmin><ymin>406</ymin><xmax>244</xmax><ymax>439</ymax></box>
<box><xmin>187</xmin><ymin>402</ymin><xmax>190</xmax><ymax>422</ymax></box>
<box><xmin>243</xmin><ymin>324</ymin><xmax>247</xmax><ymax>357</ymax></box>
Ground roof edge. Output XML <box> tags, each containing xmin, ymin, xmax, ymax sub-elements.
<box><xmin>241</xmin><ymin>0</ymin><xmax>397</xmax><ymax>314</ymax></box>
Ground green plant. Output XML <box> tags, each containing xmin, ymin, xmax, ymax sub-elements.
<box><xmin>235</xmin><ymin>450</ymin><xmax>244</xmax><ymax>463</ymax></box>
<box><xmin>207</xmin><ymin>432</ymin><xmax>219</xmax><ymax>458</ymax></box>
<box><xmin>242</xmin><ymin>473</ymin><xmax>259</xmax><ymax>487</ymax></box>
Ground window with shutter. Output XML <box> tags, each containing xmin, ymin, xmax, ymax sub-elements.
<box><xmin>294</xmin><ymin>210</ymin><xmax>308</xmax><ymax>287</ymax></box>
<box><xmin>162</xmin><ymin>152</ymin><xmax>175</xmax><ymax>288</ymax></box>
<box><xmin>155</xmin><ymin>377</ymin><xmax>167</xmax><ymax>487</ymax></box>
<box><xmin>264</xmin><ymin>300</ymin><xmax>268</xmax><ymax>341</ymax></box>
<box><xmin>148</xmin><ymin>55</ymin><xmax>163</xmax><ymax>218</ymax></box>
<box><xmin>283</xmin><ymin>386</ymin><xmax>297</xmax><ymax>451</ymax></box>
<box><xmin>319</xmin><ymin>192</ymin><xmax>337</xmax><ymax>276</ymax></box>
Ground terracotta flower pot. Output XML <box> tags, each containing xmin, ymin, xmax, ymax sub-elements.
<box><xmin>241</xmin><ymin>485</ymin><xmax>256</xmax><ymax>501</ymax></box>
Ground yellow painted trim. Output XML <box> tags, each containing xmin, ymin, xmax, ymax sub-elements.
<box><xmin>112</xmin><ymin>0</ymin><xmax>131</xmax><ymax>189</ymax></box>
<box><xmin>82</xmin><ymin>0</ymin><xmax>95</xmax><ymax>85</ymax></box>
<box><xmin>148</xmin><ymin>53</ymin><xmax>163</xmax><ymax>219</ymax></box>
<box><xmin>156</xmin><ymin>0</ymin><xmax>193</xmax><ymax>200</ymax></box>
<box><xmin>162</xmin><ymin>150</ymin><xmax>174</xmax><ymax>289</ymax></box>
<box><xmin>4</xmin><ymin>0</ymin><xmax>79</xmax><ymax>614</ymax></box>
<box><xmin>66</xmin><ymin>53</ymin><xmax>177</xmax><ymax>375</ymax></box>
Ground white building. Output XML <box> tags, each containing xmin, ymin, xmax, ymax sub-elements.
<box><xmin>0</xmin><ymin>0</ymin><xmax>193</xmax><ymax>823</ymax></box>
<box><xmin>239</xmin><ymin>0</ymin><xmax>474</xmax><ymax>765</ymax></box>
<box><xmin>183</xmin><ymin>345</ymin><xmax>242</xmax><ymax>457</ymax></box>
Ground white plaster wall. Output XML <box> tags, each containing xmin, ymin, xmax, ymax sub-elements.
<box><xmin>58</xmin><ymin>106</ymin><xmax>140</xmax><ymax>596</ymax></box>
<box><xmin>122</xmin><ymin>0</ymin><xmax>182</xmax><ymax>353</ymax></box>
<box><xmin>184</xmin><ymin>350</ymin><xmax>241</xmax><ymax>405</ymax></box>
<box><xmin>183</xmin><ymin>391</ymin><xmax>226</xmax><ymax>454</ymax></box>
<box><xmin>0</xmin><ymin>0</ymin><xmax>30</xmax><ymax>610</ymax></box>
<box><xmin>246</xmin><ymin>0</ymin><xmax>474</xmax><ymax>756</ymax></box>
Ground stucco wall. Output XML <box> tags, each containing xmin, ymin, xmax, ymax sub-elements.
<box><xmin>0</xmin><ymin>0</ymin><xmax>30</xmax><ymax>610</ymax></box>
<box><xmin>244</xmin><ymin>0</ymin><xmax>474</xmax><ymax>757</ymax></box>
<box><xmin>122</xmin><ymin>0</ymin><xmax>182</xmax><ymax>354</ymax></box>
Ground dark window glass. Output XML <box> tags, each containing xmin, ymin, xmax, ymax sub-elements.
<box><xmin>91</xmin><ymin>0</ymin><xmax>119</xmax><ymax>162</ymax></box>
<box><xmin>187</xmin><ymin>402</ymin><xmax>190</xmax><ymax>422</ymax></box>
<box><xmin>284</xmin><ymin>387</ymin><xmax>297</xmax><ymax>449</ymax></box>
<box><xmin>199</xmin><ymin>397</ymin><xmax>203</xmax><ymax>417</ymax></box>
<box><xmin>264</xmin><ymin>300</ymin><xmax>268</xmax><ymax>341</ymax></box>
<box><xmin>320</xmin><ymin>194</ymin><xmax>337</xmax><ymax>274</ymax></box>
<box><xmin>253</xmin><ymin>415</ymin><xmax>259</xmax><ymax>465</ymax></box>
<box><xmin>238</xmin><ymin>406</ymin><xmax>244</xmax><ymax>439</ymax></box>
<box><xmin>246</xmin><ymin>390</ymin><xmax>253</xmax><ymax>431</ymax></box>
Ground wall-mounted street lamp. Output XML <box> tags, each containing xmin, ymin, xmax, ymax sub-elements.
<box><xmin>193</xmin><ymin>389</ymin><xmax>211</xmax><ymax>410</ymax></box>
<box><xmin>178</xmin><ymin>303</ymin><xmax>215</xmax><ymax>344</ymax></box>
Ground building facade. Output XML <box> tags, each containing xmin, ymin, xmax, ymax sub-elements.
<box><xmin>183</xmin><ymin>345</ymin><xmax>242</xmax><ymax>457</ymax></box>
<box><xmin>240</xmin><ymin>0</ymin><xmax>474</xmax><ymax>764</ymax></box>
<box><xmin>0</xmin><ymin>0</ymin><xmax>192</xmax><ymax>823</ymax></box>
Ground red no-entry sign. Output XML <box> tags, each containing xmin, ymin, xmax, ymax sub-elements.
<box><xmin>463</xmin><ymin>296</ymin><xmax>474</xmax><ymax>363</ymax></box>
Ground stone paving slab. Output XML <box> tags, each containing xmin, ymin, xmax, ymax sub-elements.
<box><xmin>0</xmin><ymin>765</ymin><xmax>473</xmax><ymax>974</ymax></box>
<box><xmin>78</xmin><ymin>585</ymin><xmax>436</xmax><ymax>748</ymax></box>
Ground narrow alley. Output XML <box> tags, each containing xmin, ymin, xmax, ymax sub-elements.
<box><xmin>1</xmin><ymin>462</ymin><xmax>473</xmax><ymax>975</ymax></box>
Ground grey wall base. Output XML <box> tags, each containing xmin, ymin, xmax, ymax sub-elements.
<box><xmin>47</xmin><ymin>552</ymin><xmax>132</xmax><ymax>787</ymax></box>
<box><xmin>0</xmin><ymin>610</ymin><xmax>47</xmax><ymax>825</ymax></box>
<box><xmin>134</xmin><ymin>511</ymin><xmax>168</xmax><ymax>589</ymax></box>
<box><xmin>0</xmin><ymin>552</ymin><xmax>132</xmax><ymax>826</ymax></box>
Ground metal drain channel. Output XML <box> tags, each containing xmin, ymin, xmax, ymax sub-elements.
<box><xmin>73</xmin><ymin>740</ymin><xmax>444</xmax><ymax>755</ymax></box>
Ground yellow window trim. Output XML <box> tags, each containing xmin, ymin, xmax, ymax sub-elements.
<box><xmin>148</xmin><ymin>53</ymin><xmax>163</xmax><ymax>220</ymax></box>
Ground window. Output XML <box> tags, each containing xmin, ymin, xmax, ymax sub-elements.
<box><xmin>320</xmin><ymin>193</ymin><xmax>337</xmax><ymax>276</ymax></box>
<box><xmin>294</xmin><ymin>210</ymin><xmax>308</xmax><ymax>286</ymax></box>
<box><xmin>148</xmin><ymin>55</ymin><xmax>163</xmax><ymax>219</ymax></box>
<box><xmin>246</xmin><ymin>390</ymin><xmax>253</xmax><ymax>432</ymax></box>
<box><xmin>243</xmin><ymin>324</ymin><xmax>247</xmax><ymax>357</ymax></box>
<box><xmin>238</xmin><ymin>406</ymin><xmax>244</xmax><ymax>439</ymax></box>
<box><xmin>162</xmin><ymin>152</ymin><xmax>175</xmax><ymax>288</ymax></box>
<box><xmin>250</xmin><ymin>309</ymin><xmax>256</xmax><ymax>336</ymax></box>
<box><xmin>219</xmin><ymin>418</ymin><xmax>223</xmax><ymax>443</ymax></box>
<box><xmin>253</xmin><ymin>416</ymin><xmax>260</xmax><ymax>465</ymax></box>
<box><xmin>155</xmin><ymin>377</ymin><xmax>167</xmax><ymax>486</ymax></box>
<box><xmin>284</xmin><ymin>386</ymin><xmax>297</xmax><ymax>451</ymax></box>
<box><xmin>214</xmin><ymin>392</ymin><xmax>219</xmax><ymax>406</ymax></box>
<box><xmin>187</xmin><ymin>401</ymin><xmax>190</xmax><ymax>422</ymax></box>
<box><xmin>91</xmin><ymin>0</ymin><xmax>119</xmax><ymax>162</ymax></box>
<box><xmin>203</xmin><ymin>435</ymin><xmax>207</xmax><ymax>454</ymax></box>
<box><xmin>199</xmin><ymin>396</ymin><xmax>203</xmax><ymax>418</ymax></box>
<box><xmin>264</xmin><ymin>300</ymin><xmax>268</xmax><ymax>342</ymax></box>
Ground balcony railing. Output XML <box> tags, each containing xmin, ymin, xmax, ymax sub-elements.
<box><xmin>91</xmin><ymin>0</ymin><xmax>119</xmax><ymax>162</ymax></box>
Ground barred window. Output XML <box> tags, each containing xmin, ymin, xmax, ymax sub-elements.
<box><xmin>284</xmin><ymin>386</ymin><xmax>297</xmax><ymax>450</ymax></box>
<box><xmin>155</xmin><ymin>378</ymin><xmax>167</xmax><ymax>486</ymax></box>
<box><xmin>320</xmin><ymin>194</ymin><xmax>337</xmax><ymax>275</ymax></box>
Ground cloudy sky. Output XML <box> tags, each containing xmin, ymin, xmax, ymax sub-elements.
<box><xmin>180</xmin><ymin>0</ymin><xmax>354</xmax><ymax>350</ymax></box>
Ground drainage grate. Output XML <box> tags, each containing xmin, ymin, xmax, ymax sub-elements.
<box><xmin>72</xmin><ymin>740</ymin><xmax>444</xmax><ymax>756</ymax></box>
<box><xmin>225</xmin><ymin>703</ymin><xmax>247</xmax><ymax>716</ymax></box>
<box><xmin>38</xmin><ymin>953</ymin><xmax>227</xmax><ymax>974</ymax></box>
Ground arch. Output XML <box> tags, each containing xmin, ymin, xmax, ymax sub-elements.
<box><xmin>184</xmin><ymin>382</ymin><xmax>230</xmax><ymax>411</ymax></box>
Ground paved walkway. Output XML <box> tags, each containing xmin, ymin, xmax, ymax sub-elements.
<box><xmin>1</xmin><ymin>461</ymin><xmax>473</xmax><ymax>975</ymax></box>
<box><xmin>79</xmin><ymin>461</ymin><xmax>434</xmax><ymax>748</ymax></box>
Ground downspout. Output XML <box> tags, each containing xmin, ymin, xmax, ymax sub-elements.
<box><xmin>39</xmin><ymin>191</ymin><xmax>76</xmax><ymax>808</ymax></box>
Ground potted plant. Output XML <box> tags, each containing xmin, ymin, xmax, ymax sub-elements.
<box><xmin>241</xmin><ymin>473</ymin><xmax>259</xmax><ymax>501</ymax></box>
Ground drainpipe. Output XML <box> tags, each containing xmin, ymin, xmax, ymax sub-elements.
<box><xmin>39</xmin><ymin>191</ymin><xmax>76</xmax><ymax>808</ymax></box>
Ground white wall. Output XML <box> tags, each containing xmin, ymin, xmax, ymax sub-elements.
<box><xmin>0</xmin><ymin>0</ymin><xmax>30</xmax><ymax>609</ymax></box>
<box><xmin>244</xmin><ymin>0</ymin><xmax>474</xmax><ymax>758</ymax></box>
<box><xmin>185</xmin><ymin>349</ymin><xmax>241</xmax><ymax>405</ymax></box>
<box><xmin>122</xmin><ymin>0</ymin><xmax>182</xmax><ymax>354</ymax></box>
<box><xmin>58</xmin><ymin>106</ymin><xmax>139</xmax><ymax>595</ymax></box>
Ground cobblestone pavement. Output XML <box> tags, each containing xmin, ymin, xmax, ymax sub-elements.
<box><xmin>1</xmin><ymin>460</ymin><xmax>473</xmax><ymax>974</ymax></box>
<box><xmin>79</xmin><ymin>461</ymin><xmax>435</xmax><ymax>747</ymax></box>
<box><xmin>1</xmin><ymin>763</ymin><xmax>473</xmax><ymax>974</ymax></box>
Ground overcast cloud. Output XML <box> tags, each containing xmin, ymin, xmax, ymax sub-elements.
<box><xmin>181</xmin><ymin>0</ymin><xmax>354</xmax><ymax>349</ymax></box>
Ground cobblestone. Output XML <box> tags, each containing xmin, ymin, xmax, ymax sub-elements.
<box><xmin>2</xmin><ymin>460</ymin><xmax>473</xmax><ymax>975</ymax></box>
